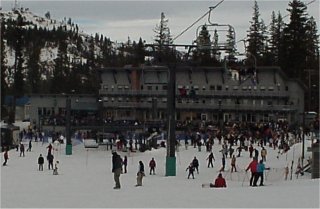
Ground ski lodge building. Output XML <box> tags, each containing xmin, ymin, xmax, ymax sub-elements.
<box><xmin>98</xmin><ymin>65</ymin><xmax>305</xmax><ymax>125</ymax></box>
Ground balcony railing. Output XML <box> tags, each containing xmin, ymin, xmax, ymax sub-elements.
<box><xmin>102</xmin><ymin>101</ymin><xmax>296</xmax><ymax>112</ymax></box>
<box><xmin>99</xmin><ymin>89</ymin><xmax>289</xmax><ymax>98</ymax></box>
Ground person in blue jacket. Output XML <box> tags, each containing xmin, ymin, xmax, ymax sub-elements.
<box><xmin>254</xmin><ymin>159</ymin><xmax>269</xmax><ymax>186</ymax></box>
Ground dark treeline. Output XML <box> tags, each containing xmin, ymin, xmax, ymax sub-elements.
<box><xmin>1</xmin><ymin>0</ymin><xmax>319</xmax><ymax>119</ymax></box>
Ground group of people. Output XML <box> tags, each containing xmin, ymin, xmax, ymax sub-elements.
<box><xmin>2</xmin><ymin>140</ymin><xmax>59</xmax><ymax>176</ymax></box>
<box><xmin>111</xmin><ymin>151</ymin><xmax>157</xmax><ymax>189</ymax></box>
<box><xmin>245</xmin><ymin>157</ymin><xmax>269</xmax><ymax>186</ymax></box>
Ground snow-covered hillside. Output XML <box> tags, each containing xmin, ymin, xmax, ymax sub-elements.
<box><xmin>0</xmin><ymin>8</ymin><xmax>107</xmax><ymax>79</ymax></box>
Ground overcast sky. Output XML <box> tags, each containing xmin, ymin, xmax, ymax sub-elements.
<box><xmin>1</xmin><ymin>0</ymin><xmax>319</xmax><ymax>53</ymax></box>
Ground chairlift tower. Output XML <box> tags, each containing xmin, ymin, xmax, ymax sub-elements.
<box><xmin>145</xmin><ymin>2</ymin><xmax>239</xmax><ymax>176</ymax></box>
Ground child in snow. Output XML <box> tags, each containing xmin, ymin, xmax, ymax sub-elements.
<box><xmin>53</xmin><ymin>161</ymin><xmax>59</xmax><ymax>175</ymax></box>
<box><xmin>186</xmin><ymin>163</ymin><xmax>195</xmax><ymax>179</ymax></box>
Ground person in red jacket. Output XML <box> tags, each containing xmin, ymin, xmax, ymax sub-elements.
<box><xmin>210</xmin><ymin>173</ymin><xmax>227</xmax><ymax>188</ymax></box>
<box><xmin>149</xmin><ymin>157</ymin><xmax>156</xmax><ymax>175</ymax></box>
<box><xmin>246</xmin><ymin>157</ymin><xmax>258</xmax><ymax>186</ymax></box>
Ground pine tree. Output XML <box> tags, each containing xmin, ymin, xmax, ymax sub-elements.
<box><xmin>226</xmin><ymin>26</ymin><xmax>236</xmax><ymax>60</ymax></box>
<box><xmin>246</xmin><ymin>0</ymin><xmax>267</xmax><ymax>64</ymax></box>
<box><xmin>280</xmin><ymin>0</ymin><xmax>308</xmax><ymax>79</ymax></box>
<box><xmin>1</xmin><ymin>19</ymin><xmax>8</xmax><ymax>120</ymax></box>
<box><xmin>196</xmin><ymin>25</ymin><xmax>211</xmax><ymax>65</ymax></box>
<box><xmin>304</xmin><ymin>16</ymin><xmax>319</xmax><ymax>111</ymax></box>
<box><xmin>26</xmin><ymin>43</ymin><xmax>41</xmax><ymax>93</ymax></box>
<box><xmin>153</xmin><ymin>12</ymin><xmax>173</xmax><ymax>63</ymax></box>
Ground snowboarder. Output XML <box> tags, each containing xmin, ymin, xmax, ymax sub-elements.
<box><xmin>209</xmin><ymin>173</ymin><xmax>227</xmax><ymax>188</ymax></box>
<box><xmin>192</xmin><ymin>157</ymin><xmax>199</xmax><ymax>174</ymax></box>
<box><xmin>136</xmin><ymin>161</ymin><xmax>145</xmax><ymax>186</ymax></box>
<box><xmin>112</xmin><ymin>151</ymin><xmax>122</xmax><ymax>189</ymax></box>
<box><xmin>186</xmin><ymin>163</ymin><xmax>195</xmax><ymax>179</ymax></box>
<box><xmin>38</xmin><ymin>154</ymin><xmax>44</xmax><ymax>171</ymax></box>
<box><xmin>206</xmin><ymin>152</ymin><xmax>215</xmax><ymax>168</ymax></box>
<box><xmin>246</xmin><ymin>157</ymin><xmax>258</xmax><ymax>186</ymax></box>
<box><xmin>3</xmin><ymin>148</ymin><xmax>9</xmax><ymax>166</ymax></box>
<box><xmin>149</xmin><ymin>157</ymin><xmax>156</xmax><ymax>175</ymax></box>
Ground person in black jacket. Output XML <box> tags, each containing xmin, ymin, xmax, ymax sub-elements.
<box><xmin>47</xmin><ymin>153</ymin><xmax>54</xmax><ymax>170</ymax></box>
<box><xmin>112</xmin><ymin>151</ymin><xmax>122</xmax><ymax>189</ymax></box>
<box><xmin>136</xmin><ymin>161</ymin><xmax>145</xmax><ymax>186</ymax></box>
<box><xmin>192</xmin><ymin>157</ymin><xmax>199</xmax><ymax>174</ymax></box>
<box><xmin>38</xmin><ymin>154</ymin><xmax>44</xmax><ymax>171</ymax></box>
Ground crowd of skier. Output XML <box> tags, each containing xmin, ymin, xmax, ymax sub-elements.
<box><xmin>2</xmin><ymin>119</ymin><xmax>317</xmax><ymax>189</ymax></box>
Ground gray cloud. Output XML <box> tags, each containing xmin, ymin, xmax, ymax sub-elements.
<box><xmin>1</xmin><ymin>0</ymin><xmax>319</xmax><ymax>53</ymax></box>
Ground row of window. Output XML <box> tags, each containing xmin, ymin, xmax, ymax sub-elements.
<box><xmin>102</xmin><ymin>97</ymin><xmax>291</xmax><ymax>106</ymax></box>
<box><xmin>102</xmin><ymin>84</ymin><xmax>289</xmax><ymax>91</ymax></box>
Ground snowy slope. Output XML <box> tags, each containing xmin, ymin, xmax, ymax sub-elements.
<box><xmin>1</xmin><ymin>135</ymin><xmax>319</xmax><ymax>208</ymax></box>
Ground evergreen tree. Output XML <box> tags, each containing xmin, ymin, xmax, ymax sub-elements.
<box><xmin>304</xmin><ymin>16</ymin><xmax>319</xmax><ymax>111</ymax></box>
<box><xmin>280</xmin><ymin>0</ymin><xmax>308</xmax><ymax>79</ymax></box>
<box><xmin>196</xmin><ymin>25</ymin><xmax>212</xmax><ymax>65</ymax></box>
<box><xmin>153</xmin><ymin>12</ymin><xmax>173</xmax><ymax>63</ymax></box>
<box><xmin>26</xmin><ymin>43</ymin><xmax>41</xmax><ymax>93</ymax></box>
<box><xmin>246</xmin><ymin>0</ymin><xmax>267</xmax><ymax>64</ymax></box>
<box><xmin>1</xmin><ymin>19</ymin><xmax>8</xmax><ymax>120</ymax></box>
<box><xmin>226</xmin><ymin>26</ymin><xmax>236</xmax><ymax>60</ymax></box>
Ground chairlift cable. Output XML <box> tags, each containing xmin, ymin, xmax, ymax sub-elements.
<box><xmin>173</xmin><ymin>0</ymin><xmax>224</xmax><ymax>42</ymax></box>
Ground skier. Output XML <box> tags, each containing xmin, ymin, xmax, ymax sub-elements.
<box><xmin>209</xmin><ymin>173</ymin><xmax>227</xmax><ymax>188</ymax></box>
<box><xmin>149</xmin><ymin>157</ymin><xmax>156</xmax><ymax>175</ymax></box>
<box><xmin>284</xmin><ymin>165</ymin><xmax>289</xmax><ymax>180</ymax></box>
<box><xmin>261</xmin><ymin>147</ymin><xmax>267</xmax><ymax>162</ymax></box>
<box><xmin>47</xmin><ymin>143</ymin><xmax>53</xmax><ymax>155</ymax></box>
<box><xmin>19</xmin><ymin>143</ymin><xmax>25</xmax><ymax>157</ymax></box>
<box><xmin>192</xmin><ymin>157</ymin><xmax>199</xmax><ymax>174</ymax></box>
<box><xmin>245</xmin><ymin>157</ymin><xmax>258</xmax><ymax>186</ymax></box>
<box><xmin>236</xmin><ymin>146</ymin><xmax>242</xmax><ymax>157</ymax></box>
<box><xmin>123</xmin><ymin>156</ymin><xmax>128</xmax><ymax>174</ymax></box>
<box><xmin>229</xmin><ymin>145</ymin><xmax>234</xmax><ymax>158</ymax></box>
<box><xmin>253</xmin><ymin>159</ymin><xmax>269</xmax><ymax>186</ymax></box>
<box><xmin>47</xmin><ymin>153</ymin><xmax>54</xmax><ymax>170</ymax></box>
<box><xmin>249</xmin><ymin>145</ymin><xmax>254</xmax><ymax>158</ymax></box>
<box><xmin>186</xmin><ymin>163</ymin><xmax>195</xmax><ymax>179</ymax></box>
<box><xmin>112</xmin><ymin>151</ymin><xmax>122</xmax><ymax>189</ymax></box>
<box><xmin>3</xmin><ymin>148</ymin><xmax>9</xmax><ymax>166</ymax></box>
<box><xmin>38</xmin><ymin>154</ymin><xmax>44</xmax><ymax>171</ymax></box>
<box><xmin>231</xmin><ymin>155</ymin><xmax>237</xmax><ymax>173</ymax></box>
<box><xmin>53</xmin><ymin>161</ymin><xmax>59</xmax><ymax>175</ymax></box>
<box><xmin>136</xmin><ymin>161</ymin><xmax>145</xmax><ymax>186</ymax></box>
<box><xmin>219</xmin><ymin>156</ymin><xmax>226</xmax><ymax>172</ymax></box>
<box><xmin>254</xmin><ymin>148</ymin><xmax>259</xmax><ymax>159</ymax></box>
<box><xmin>206</xmin><ymin>152</ymin><xmax>215</xmax><ymax>168</ymax></box>
<box><xmin>26</xmin><ymin>140</ymin><xmax>32</xmax><ymax>152</ymax></box>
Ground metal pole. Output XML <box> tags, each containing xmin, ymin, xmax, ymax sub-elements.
<box><xmin>65</xmin><ymin>96</ymin><xmax>72</xmax><ymax>155</ymax></box>
<box><xmin>166</xmin><ymin>64</ymin><xmax>176</xmax><ymax>176</ymax></box>
<box><xmin>302</xmin><ymin>113</ymin><xmax>305</xmax><ymax>167</ymax></box>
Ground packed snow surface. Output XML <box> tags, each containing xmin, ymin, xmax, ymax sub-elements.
<box><xmin>1</xmin><ymin>135</ymin><xmax>319</xmax><ymax>208</ymax></box>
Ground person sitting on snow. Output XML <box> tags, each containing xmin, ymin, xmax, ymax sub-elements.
<box><xmin>210</xmin><ymin>173</ymin><xmax>227</xmax><ymax>188</ymax></box>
